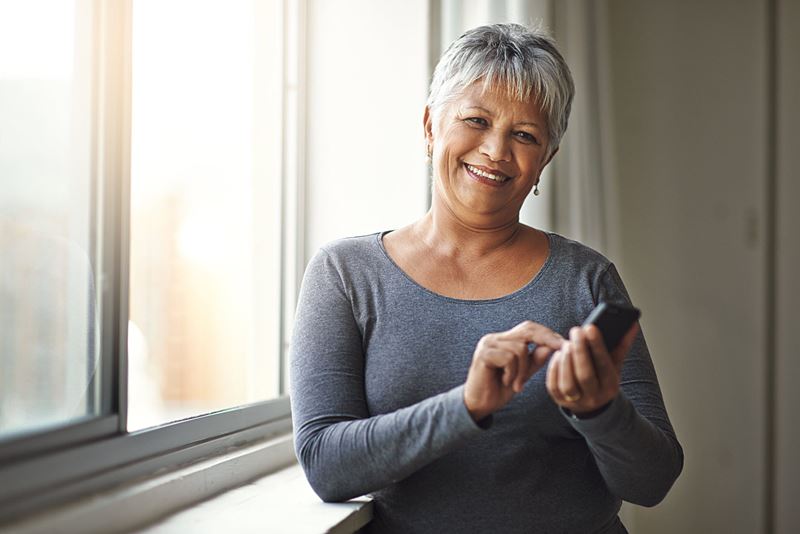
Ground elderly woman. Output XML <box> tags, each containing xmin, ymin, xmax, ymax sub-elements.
<box><xmin>290</xmin><ymin>23</ymin><xmax>682</xmax><ymax>533</ymax></box>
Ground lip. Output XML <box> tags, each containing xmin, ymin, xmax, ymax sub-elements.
<box><xmin>463</xmin><ymin>162</ymin><xmax>512</xmax><ymax>188</ymax></box>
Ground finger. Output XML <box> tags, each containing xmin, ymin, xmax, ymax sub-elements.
<box><xmin>571</xmin><ymin>326</ymin><xmax>600</xmax><ymax>398</ymax></box>
<box><xmin>514</xmin><ymin>343</ymin><xmax>531</xmax><ymax>392</ymax></box>
<box><xmin>474</xmin><ymin>334</ymin><xmax>494</xmax><ymax>356</ymax></box>
<box><xmin>503</xmin><ymin>355</ymin><xmax>519</xmax><ymax>387</ymax></box>
<box><xmin>558</xmin><ymin>343</ymin><xmax>582</xmax><ymax>402</ymax></box>
<box><xmin>610</xmin><ymin>322</ymin><xmax>640</xmax><ymax>370</ymax></box>
<box><xmin>531</xmin><ymin>344</ymin><xmax>555</xmax><ymax>372</ymax></box>
<box><xmin>477</xmin><ymin>348</ymin><xmax>513</xmax><ymax>370</ymax></box>
<box><xmin>488</xmin><ymin>340</ymin><xmax>529</xmax><ymax>389</ymax></box>
<box><xmin>476</xmin><ymin>347</ymin><xmax>518</xmax><ymax>388</ymax></box>
<box><xmin>546</xmin><ymin>350</ymin><xmax>561</xmax><ymax>400</ymax></box>
<box><xmin>485</xmin><ymin>339</ymin><xmax>528</xmax><ymax>356</ymax></box>
<box><xmin>584</xmin><ymin>325</ymin><xmax>613</xmax><ymax>388</ymax></box>
<box><xmin>502</xmin><ymin>321</ymin><xmax>564</xmax><ymax>351</ymax></box>
<box><xmin>518</xmin><ymin>352</ymin><xmax>540</xmax><ymax>388</ymax></box>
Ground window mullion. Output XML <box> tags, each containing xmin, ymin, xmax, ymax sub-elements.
<box><xmin>96</xmin><ymin>0</ymin><xmax>132</xmax><ymax>430</ymax></box>
<box><xmin>280</xmin><ymin>0</ymin><xmax>308</xmax><ymax>396</ymax></box>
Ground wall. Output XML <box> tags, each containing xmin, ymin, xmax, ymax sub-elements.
<box><xmin>608</xmin><ymin>0</ymin><xmax>798</xmax><ymax>531</ymax></box>
<box><xmin>304</xmin><ymin>0</ymin><xmax>431</xmax><ymax>258</ymax></box>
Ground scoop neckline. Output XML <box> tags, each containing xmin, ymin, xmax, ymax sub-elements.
<box><xmin>375</xmin><ymin>229</ymin><xmax>556</xmax><ymax>305</ymax></box>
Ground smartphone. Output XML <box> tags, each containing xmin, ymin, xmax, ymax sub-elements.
<box><xmin>581</xmin><ymin>302</ymin><xmax>641</xmax><ymax>352</ymax></box>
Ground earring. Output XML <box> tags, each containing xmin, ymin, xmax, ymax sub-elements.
<box><xmin>533</xmin><ymin>183</ymin><xmax>540</xmax><ymax>196</ymax></box>
<box><xmin>426</xmin><ymin>144</ymin><xmax>432</xmax><ymax>161</ymax></box>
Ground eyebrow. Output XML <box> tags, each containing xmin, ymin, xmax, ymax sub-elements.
<box><xmin>461</xmin><ymin>105</ymin><xmax>542</xmax><ymax>129</ymax></box>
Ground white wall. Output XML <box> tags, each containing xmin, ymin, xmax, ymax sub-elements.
<box><xmin>304</xmin><ymin>0</ymin><xmax>431</xmax><ymax>258</ymax></box>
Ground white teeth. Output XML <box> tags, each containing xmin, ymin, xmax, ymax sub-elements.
<box><xmin>466</xmin><ymin>164</ymin><xmax>508</xmax><ymax>182</ymax></box>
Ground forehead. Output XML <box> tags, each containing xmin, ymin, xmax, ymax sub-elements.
<box><xmin>446</xmin><ymin>81</ymin><xmax>544</xmax><ymax>123</ymax></box>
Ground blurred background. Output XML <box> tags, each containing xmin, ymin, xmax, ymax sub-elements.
<box><xmin>1</xmin><ymin>0</ymin><xmax>797</xmax><ymax>532</ymax></box>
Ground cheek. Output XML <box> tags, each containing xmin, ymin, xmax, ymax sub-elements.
<box><xmin>436</xmin><ymin>156</ymin><xmax>460</xmax><ymax>187</ymax></box>
<box><xmin>434</xmin><ymin>139</ymin><xmax>464</xmax><ymax>173</ymax></box>
<box><xmin>431</xmin><ymin>123</ymin><xmax>479</xmax><ymax>179</ymax></box>
<box><xmin>520</xmin><ymin>151</ymin><xmax>548</xmax><ymax>177</ymax></box>
<box><xmin>437</xmin><ymin>123</ymin><xmax>474</xmax><ymax>150</ymax></box>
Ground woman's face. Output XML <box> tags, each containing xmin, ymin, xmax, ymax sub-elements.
<box><xmin>426</xmin><ymin>81</ymin><xmax>555</xmax><ymax>226</ymax></box>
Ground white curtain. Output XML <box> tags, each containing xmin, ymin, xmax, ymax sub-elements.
<box><xmin>550</xmin><ymin>0</ymin><xmax>621</xmax><ymax>260</ymax></box>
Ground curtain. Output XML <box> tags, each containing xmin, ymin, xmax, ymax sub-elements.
<box><xmin>551</xmin><ymin>0</ymin><xmax>621</xmax><ymax>260</ymax></box>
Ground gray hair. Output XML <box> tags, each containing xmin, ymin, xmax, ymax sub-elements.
<box><xmin>427</xmin><ymin>23</ymin><xmax>575</xmax><ymax>155</ymax></box>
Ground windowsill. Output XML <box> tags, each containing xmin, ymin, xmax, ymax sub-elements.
<box><xmin>139</xmin><ymin>464</ymin><xmax>373</xmax><ymax>533</ymax></box>
<box><xmin>3</xmin><ymin>433</ymin><xmax>372</xmax><ymax>534</ymax></box>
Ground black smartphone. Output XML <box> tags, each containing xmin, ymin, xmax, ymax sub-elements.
<box><xmin>581</xmin><ymin>302</ymin><xmax>641</xmax><ymax>352</ymax></box>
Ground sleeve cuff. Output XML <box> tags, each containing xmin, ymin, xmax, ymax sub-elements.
<box><xmin>444</xmin><ymin>384</ymin><xmax>494</xmax><ymax>433</ymax></box>
<box><xmin>560</xmin><ymin>394</ymin><xmax>635</xmax><ymax>439</ymax></box>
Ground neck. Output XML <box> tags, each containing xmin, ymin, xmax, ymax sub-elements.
<box><xmin>413</xmin><ymin>195</ymin><xmax>524</xmax><ymax>259</ymax></box>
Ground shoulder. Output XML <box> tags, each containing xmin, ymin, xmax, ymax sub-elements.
<box><xmin>547</xmin><ymin>232</ymin><xmax>612</xmax><ymax>272</ymax></box>
<box><xmin>304</xmin><ymin>232</ymin><xmax>389</xmax><ymax>289</ymax></box>
<box><xmin>544</xmin><ymin>233</ymin><xmax>631</xmax><ymax>305</ymax></box>
<box><xmin>315</xmin><ymin>232</ymin><xmax>384</xmax><ymax>267</ymax></box>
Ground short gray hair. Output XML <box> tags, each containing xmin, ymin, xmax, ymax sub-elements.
<box><xmin>427</xmin><ymin>23</ymin><xmax>575</xmax><ymax>155</ymax></box>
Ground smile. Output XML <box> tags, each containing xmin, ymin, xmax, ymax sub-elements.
<box><xmin>464</xmin><ymin>163</ymin><xmax>510</xmax><ymax>183</ymax></box>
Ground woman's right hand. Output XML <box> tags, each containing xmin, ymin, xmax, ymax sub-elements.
<box><xmin>464</xmin><ymin>321</ymin><xmax>564</xmax><ymax>422</ymax></box>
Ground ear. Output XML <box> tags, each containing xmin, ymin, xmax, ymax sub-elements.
<box><xmin>423</xmin><ymin>106</ymin><xmax>433</xmax><ymax>144</ymax></box>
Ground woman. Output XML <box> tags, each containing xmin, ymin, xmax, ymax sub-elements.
<box><xmin>291</xmin><ymin>23</ymin><xmax>682</xmax><ymax>533</ymax></box>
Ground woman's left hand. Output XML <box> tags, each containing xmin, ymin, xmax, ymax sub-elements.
<box><xmin>546</xmin><ymin>323</ymin><xmax>639</xmax><ymax>416</ymax></box>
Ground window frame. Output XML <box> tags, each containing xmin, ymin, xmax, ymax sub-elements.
<box><xmin>0</xmin><ymin>0</ymin><xmax>301</xmax><ymax>524</ymax></box>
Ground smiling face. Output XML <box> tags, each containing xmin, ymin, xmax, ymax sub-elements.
<box><xmin>425</xmin><ymin>81</ymin><xmax>556</xmax><ymax>227</ymax></box>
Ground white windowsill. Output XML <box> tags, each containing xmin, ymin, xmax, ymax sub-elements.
<box><xmin>3</xmin><ymin>434</ymin><xmax>373</xmax><ymax>534</ymax></box>
<box><xmin>139</xmin><ymin>464</ymin><xmax>373</xmax><ymax>534</ymax></box>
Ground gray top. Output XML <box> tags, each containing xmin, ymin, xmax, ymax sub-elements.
<box><xmin>290</xmin><ymin>231</ymin><xmax>683</xmax><ymax>534</ymax></box>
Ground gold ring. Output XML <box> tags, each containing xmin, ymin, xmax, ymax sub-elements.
<box><xmin>564</xmin><ymin>393</ymin><xmax>581</xmax><ymax>402</ymax></box>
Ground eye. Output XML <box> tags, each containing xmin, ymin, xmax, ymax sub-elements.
<box><xmin>464</xmin><ymin>117</ymin><xmax>488</xmax><ymax>127</ymax></box>
<box><xmin>514</xmin><ymin>131</ymin><xmax>539</xmax><ymax>145</ymax></box>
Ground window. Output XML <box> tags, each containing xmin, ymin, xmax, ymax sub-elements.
<box><xmin>0</xmin><ymin>0</ymin><xmax>293</xmax><ymax>522</ymax></box>
<box><xmin>128</xmin><ymin>0</ymin><xmax>283</xmax><ymax>431</ymax></box>
<box><xmin>0</xmin><ymin>0</ymin><xmax>100</xmax><ymax>440</ymax></box>
<box><xmin>0</xmin><ymin>0</ymin><xmax>431</xmax><ymax>525</ymax></box>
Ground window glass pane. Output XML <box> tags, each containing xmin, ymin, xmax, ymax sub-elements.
<box><xmin>0</xmin><ymin>0</ymin><xmax>100</xmax><ymax>438</ymax></box>
<box><xmin>129</xmin><ymin>0</ymin><xmax>282</xmax><ymax>430</ymax></box>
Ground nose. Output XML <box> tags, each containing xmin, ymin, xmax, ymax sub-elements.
<box><xmin>479</xmin><ymin>129</ymin><xmax>511</xmax><ymax>162</ymax></box>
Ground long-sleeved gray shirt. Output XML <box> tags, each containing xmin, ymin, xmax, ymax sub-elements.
<box><xmin>290</xmin><ymin>231</ymin><xmax>683</xmax><ymax>533</ymax></box>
